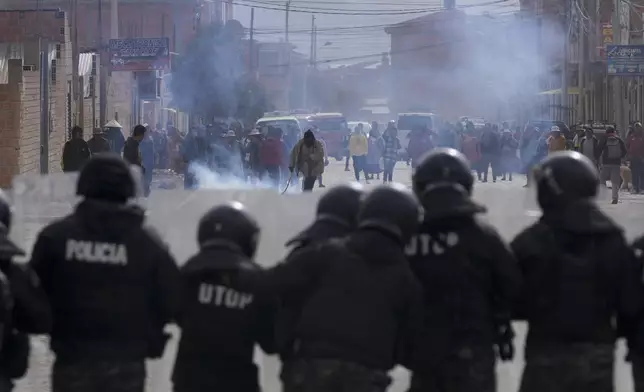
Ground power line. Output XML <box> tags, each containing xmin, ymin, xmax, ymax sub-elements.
<box><xmin>237</xmin><ymin>0</ymin><xmax>437</xmax><ymax>12</ymax></box>
<box><xmin>251</xmin><ymin>4</ymin><xmax>567</xmax><ymax>67</ymax></box>
<box><xmin>247</xmin><ymin>0</ymin><xmax>443</xmax><ymax>5</ymax></box>
<box><xmin>264</xmin><ymin>39</ymin><xmax>459</xmax><ymax>68</ymax></box>
<box><xmin>230</xmin><ymin>2</ymin><xmax>439</xmax><ymax>15</ymax></box>
<box><xmin>229</xmin><ymin>0</ymin><xmax>511</xmax><ymax>15</ymax></box>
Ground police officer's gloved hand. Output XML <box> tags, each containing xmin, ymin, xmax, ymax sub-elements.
<box><xmin>495</xmin><ymin>323</ymin><xmax>515</xmax><ymax>362</ymax></box>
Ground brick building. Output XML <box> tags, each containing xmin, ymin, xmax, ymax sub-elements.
<box><xmin>0</xmin><ymin>9</ymin><xmax>71</xmax><ymax>187</ymax></box>
<box><xmin>2</xmin><ymin>0</ymin><xmax>198</xmax><ymax>134</ymax></box>
<box><xmin>2</xmin><ymin>0</ymin><xmax>196</xmax><ymax>53</ymax></box>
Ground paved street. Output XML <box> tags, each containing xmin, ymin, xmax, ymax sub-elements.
<box><xmin>11</xmin><ymin>159</ymin><xmax>644</xmax><ymax>392</ymax></box>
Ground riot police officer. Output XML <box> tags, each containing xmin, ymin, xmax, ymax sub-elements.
<box><xmin>285</xmin><ymin>182</ymin><xmax>364</xmax><ymax>252</ymax></box>
<box><xmin>511</xmin><ymin>151</ymin><xmax>644</xmax><ymax>392</ymax></box>
<box><xmin>0</xmin><ymin>189</ymin><xmax>51</xmax><ymax>390</ymax></box>
<box><xmin>277</xmin><ymin>183</ymin><xmax>364</xmax><ymax>376</ymax></box>
<box><xmin>261</xmin><ymin>184</ymin><xmax>424</xmax><ymax>392</ymax></box>
<box><xmin>29</xmin><ymin>154</ymin><xmax>181</xmax><ymax>392</ymax></box>
<box><xmin>172</xmin><ymin>202</ymin><xmax>277</xmax><ymax>392</ymax></box>
<box><xmin>407</xmin><ymin>148</ymin><xmax>522</xmax><ymax>392</ymax></box>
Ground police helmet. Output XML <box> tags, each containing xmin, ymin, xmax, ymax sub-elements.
<box><xmin>316</xmin><ymin>182</ymin><xmax>365</xmax><ymax>228</ymax></box>
<box><xmin>0</xmin><ymin>189</ymin><xmax>11</xmax><ymax>231</ymax></box>
<box><xmin>412</xmin><ymin>148</ymin><xmax>473</xmax><ymax>198</ymax></box>
<box><xmin>197</xmin><ymin>201</ymin><xmax>260</xmax><ymax>258</ymax></box>
<box><xmin>533</xmin><ymin>151</ymin><xmax>599</xmax><ymax>210</ymax></box>
<box><xmin>76</xmin><ymin>154</ymin><xmax>136</xmax><ymax>203</ymax></box>
<box><xmin>357</xmin><ymin>183</ymin><xmax>423</xmax><ymax>245</ymax></box>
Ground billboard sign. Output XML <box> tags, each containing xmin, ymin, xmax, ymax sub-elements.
<box><xmin>607</xmin><ymin>45</ymin><xmax>644</xmax><ymax>76</ymax></box>
<box><xmin>109</xmin><ymin>38</ymin><xmax>170</xmax><ymax>71</ymax></box>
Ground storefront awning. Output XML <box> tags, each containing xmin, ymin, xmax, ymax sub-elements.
<box><xmin>538</xmin><ymin>87</ymin><xmax>580</xmax><ymax>95</ymax></box>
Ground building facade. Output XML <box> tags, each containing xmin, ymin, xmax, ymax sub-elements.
<box><xmin>0</xmin><ymin>10</ymin><xmax>71</xmax><ymax>187</ymax></box>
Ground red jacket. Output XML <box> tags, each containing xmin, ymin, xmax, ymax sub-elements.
<box><xmin>628</xmin><ymin>134</ymin><xmax>644</xmax><ymax>159</ymax></box>
<box><xmin>462</xmin><ymin>136</ymin><xmax>481</xmax><ymax>162</ymax></box>
<box><xmin>260</xmin><ymin>137</ymin><xmax>284</xmax><ymax>166</ymax></box>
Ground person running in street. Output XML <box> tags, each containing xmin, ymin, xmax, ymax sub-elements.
<box><xmin>597</xmin><ymin>126</ymin><xmax>627</xmax><ymax>204</ymax></box>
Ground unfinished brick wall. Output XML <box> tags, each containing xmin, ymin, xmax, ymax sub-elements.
<box><xmin>0</xmin><ymin>10</ymin><xmax>72</xmax><ymax>187</ymax></box>
<box><xmin>0</xmin><ymin>61</ymin><xmax>22</xmax><ymax>187</ymax></box>
<box><xmin>20</xmin><ymin>67</ymin><xmax>41</xmax><ymax>174</ymax></box>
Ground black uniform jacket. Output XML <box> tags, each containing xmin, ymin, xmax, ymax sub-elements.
<box><xmin>511</xmin><ymin>201</ymin><xmax>644</xmax><ymax>356</ymax></box>
<box><xmin>406</xmin><ymin>214</ymin><xmax>522</xmax><ymax>365</ymax></box>
<box><xmin>173</xmin><ymin>243</ymin><xmax>276</xmax><ymax>390</ymax></box>
<box><xmin>259</xmin><ymin>229</ymin><xmax>424</xmax><ymax>372</ymax></box>
<box><xmin>277</xmin><ymin>219</ymin><xmax>353</xmax><ymax>360</ymax></box>
<box><xmin>29</xmin><ymin>199</ymin><xmax>181</xmax><ymax>361</ymax></box>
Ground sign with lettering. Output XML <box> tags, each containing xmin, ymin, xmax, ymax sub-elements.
<box><xmin>607</xmin><ymin>45</ymin><xmax>644</xmax><ymax>76</ymax></box>
<box><xmin>109</xmin><ymin>38</ymin><xmax>170</xmax><ymax>72</ymax></box>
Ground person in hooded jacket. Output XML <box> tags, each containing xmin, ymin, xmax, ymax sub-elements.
<box><xmin>123</xmin><ymin>125</ymin><xmax>146</xmax><ymax>169</ymax></box>
<box><xmin>597</xmin><ymin>127</ymin><xmax>627</xmax><ymax>204</ymax></box>
<box><xmin>139</xmin><ymin>127</ymin><xmax>156</xmax><ymax>197</ymax></box>
<box><xmin>29</xmin><ymin>154</ymin><xmax>181</xmax><ymax>392</ymax></box>
<box><xmin>290</xmin><ymin>130</ymin><xmax>325</xmax><ymax>192</ymax></box>
<box><xmin>500</xmin><ymin>129</ymin><xmax>519</xmax><ymax>181</ymax></box>
<box><xmin>406</xmin><ymin>148</ymin><xmax>522</xmax><ymax>392</ymax></box>
<box><xmin>579</xmin><ymin>128</ymin><xmax>599</xmax><ymax>166</ymax></box>
<box><xmin>0</xmin><ymin>190</ymin><xmax>51</xmax><ymax>391</ymax></box>
<box><xmin>62</xmin><ymin>126</ymin><xmax>91</xmax><ymax>172</ymax></box>
<box><xmin>88</xmin><ymin>128</ymin><xmax>111</xmax><ymax>155</ymax></box>
<box><xmin>511</xmin><ymin>151</ymin><xmax>644</xmax><ymax>392</ymax></box>
<box><xmin>255</xmin><ymin>184</ymin><xmax>424</xmax><ymax>392</ymax></box>
<box><xmin>276</xmin><ymin>183</ymin><xmax>364</xmax><ymax>370</ymax></box>
<box><xmin>172</xmin><ymin>202</ymin><xmax>277</xmax><ymax>392</ymax></box>
<box><xmin>478</xmin><ymin>125</ymin><xmax>501</xmax><ymax>183</ymax></box>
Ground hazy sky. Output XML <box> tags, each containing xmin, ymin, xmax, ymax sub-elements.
<box><xmin>232</xmin><ymin>0</ymin><xmax>519</xmax><ymax>65</ymax></box>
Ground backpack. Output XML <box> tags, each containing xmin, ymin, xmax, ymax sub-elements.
<box><xmin>606</xmin><ymin>137</ymin><xmax>622</xmax><ymax>160</ymax></box>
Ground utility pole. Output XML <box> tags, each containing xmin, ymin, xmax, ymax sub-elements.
<box><xmin>612</xmin><ymin>0</ymin><xmax>622</xmax><ymax>129</ymax></box>
<box><xmin>561</xmin><ymin>0</ymin><xmax>570</xmax><ymax>123</ymax></box>
<box><xmin>578</xmin><ymin>0</ymin><xmax>587</xmax><ymax>122</ymax></box>
<box><xmin>285</xmin><ymin>0</ymin><xmax>292</xmax><ymax>109</ymax></box>
<box><xmin>304</xmin><ymin>14</ymin><xmax>314</xmax><ymax>108</ymax></box>
<box><xmin>71</xmin><ymin>0</ymin><xmax>80</xmax><ymax>130</ymax></box>
<box><xmin>249</xmin><ymin>7</ymin><xmax>255</xmax><ymax>74</ymax></box>
<box><xmin>313</xmin><ymin>23</ymin><xmax>318</xmax><ymax>68</ymax></box>
<box><xmin>98</xmin><ymin>0</ymin><xmax>107</xmax><ymax>128</ymax></box>
<box><xmin>285</xmin><ymin>0</ymin><xmax>291</xmax><ymax>43</ymax></box>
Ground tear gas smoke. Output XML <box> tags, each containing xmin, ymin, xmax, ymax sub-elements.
<box><xmin>389</xmin><ymin>11</ymin><xmax>568</xmax><ymax>121</ymax></box>
<box><xmin>188</xmin><ymin>162</ymin><xmax>301</xmax><ymax>194</ymax></box>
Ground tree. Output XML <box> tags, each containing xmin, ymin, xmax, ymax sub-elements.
<box><xmin>170</xmin><ymin>21</ymin><xmax>271</xmax><ymax>126</ymax></box>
